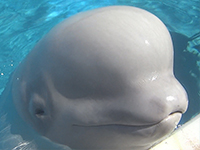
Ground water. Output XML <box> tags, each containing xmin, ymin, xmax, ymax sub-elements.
<box><xmin>0</xmin><ymin>0</ymin><xmax>199</xmax><ymax>149</ymax></box>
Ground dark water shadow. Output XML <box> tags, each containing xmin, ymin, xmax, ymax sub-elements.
<box><xmin>170</xmin><ymin>31</ymin><xmax>200</xmax><ymax>124</ymax></box>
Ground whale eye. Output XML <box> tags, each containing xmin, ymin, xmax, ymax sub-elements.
<box><xmin>29</xmin><ymin>93</ymin><xmax>47</xmax><ymax>118</ymax></box>
<box><xmin>35</xmin><ymin>108</ymin><xmax>45</xmax><ymax>116</ymax></box>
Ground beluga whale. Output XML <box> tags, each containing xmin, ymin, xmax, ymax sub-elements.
<box><xmin>1</xmin><ymin>6</ymin><xmax>188</xmax><ymax>150</ymax></box>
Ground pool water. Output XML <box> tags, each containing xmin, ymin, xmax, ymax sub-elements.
<box><xmin>0</xmin><ymin>0</ymin><xmax>199</xmax><ymax>149</ymax></box>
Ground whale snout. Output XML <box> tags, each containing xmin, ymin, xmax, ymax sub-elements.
<box><xmin>119</xmin><ymin>75</ymin><xmax>189</xmax><ymax>126</ymax></box>
<box><xmin>164</xmin><ymin>77</ymin><xmax>188</xmax><ymax>116</ymax></box>
<box><xmin>153</xmin><ymin>77</ymin><xmax>188</xmax><ymax>123</ymax></box>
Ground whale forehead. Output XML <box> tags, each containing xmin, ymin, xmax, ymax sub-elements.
<box><xmin>36</xmin><ymin>6</ymin><xmax>173</xmax><ymax>86</ymax></box>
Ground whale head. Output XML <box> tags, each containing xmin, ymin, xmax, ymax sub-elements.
<box><xmin>10</xmin><ymin>6</ymin><xmax>188</xmax><ymax>149</ymax></box>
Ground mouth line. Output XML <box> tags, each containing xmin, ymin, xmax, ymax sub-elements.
<box><xmin>169</xmin><ymin>111</ymin><xmax>182</xmax><ymax>115</ymax></box>
<box><xmin>72</xmin><ymin>112</ymin><xmax>182</xmax><ymax>128</ymax></box>
<box><xmin>72</xmin><ymin>123</ymin><xmax>154</xmax><ymax>128</ymax></box>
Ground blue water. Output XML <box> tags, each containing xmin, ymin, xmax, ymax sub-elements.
<box><xmin>0</xmin><ymin>0</ymin><xmax>199</xmax><ymax>149</ymax></box>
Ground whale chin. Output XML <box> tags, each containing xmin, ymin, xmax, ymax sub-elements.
<box><xmin>44</xmin><ymin>113</ymin><xmax>182</xmax><ymax>150</ymax></box>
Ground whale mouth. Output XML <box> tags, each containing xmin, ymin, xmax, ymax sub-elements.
<box><xmin>68</xmin><ymin>112</ymin><xmax>182</xmax><ymax>149</ymax></box>
<box><xmin>72</xmin><ymin>112</ymin><xmax>182</xmax><ymax>128</ymax></box>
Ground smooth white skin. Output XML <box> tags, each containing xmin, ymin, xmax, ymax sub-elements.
<box><xmin>9</xmin><ymin>6</ymin><xmax>188</xmax><ymax>150</ymax></box>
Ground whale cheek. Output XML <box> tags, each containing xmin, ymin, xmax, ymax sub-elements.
<box><xmin>43</xmin><ymin>108</ymin><xmax>76</xmax><ymax>146</ymax></box>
